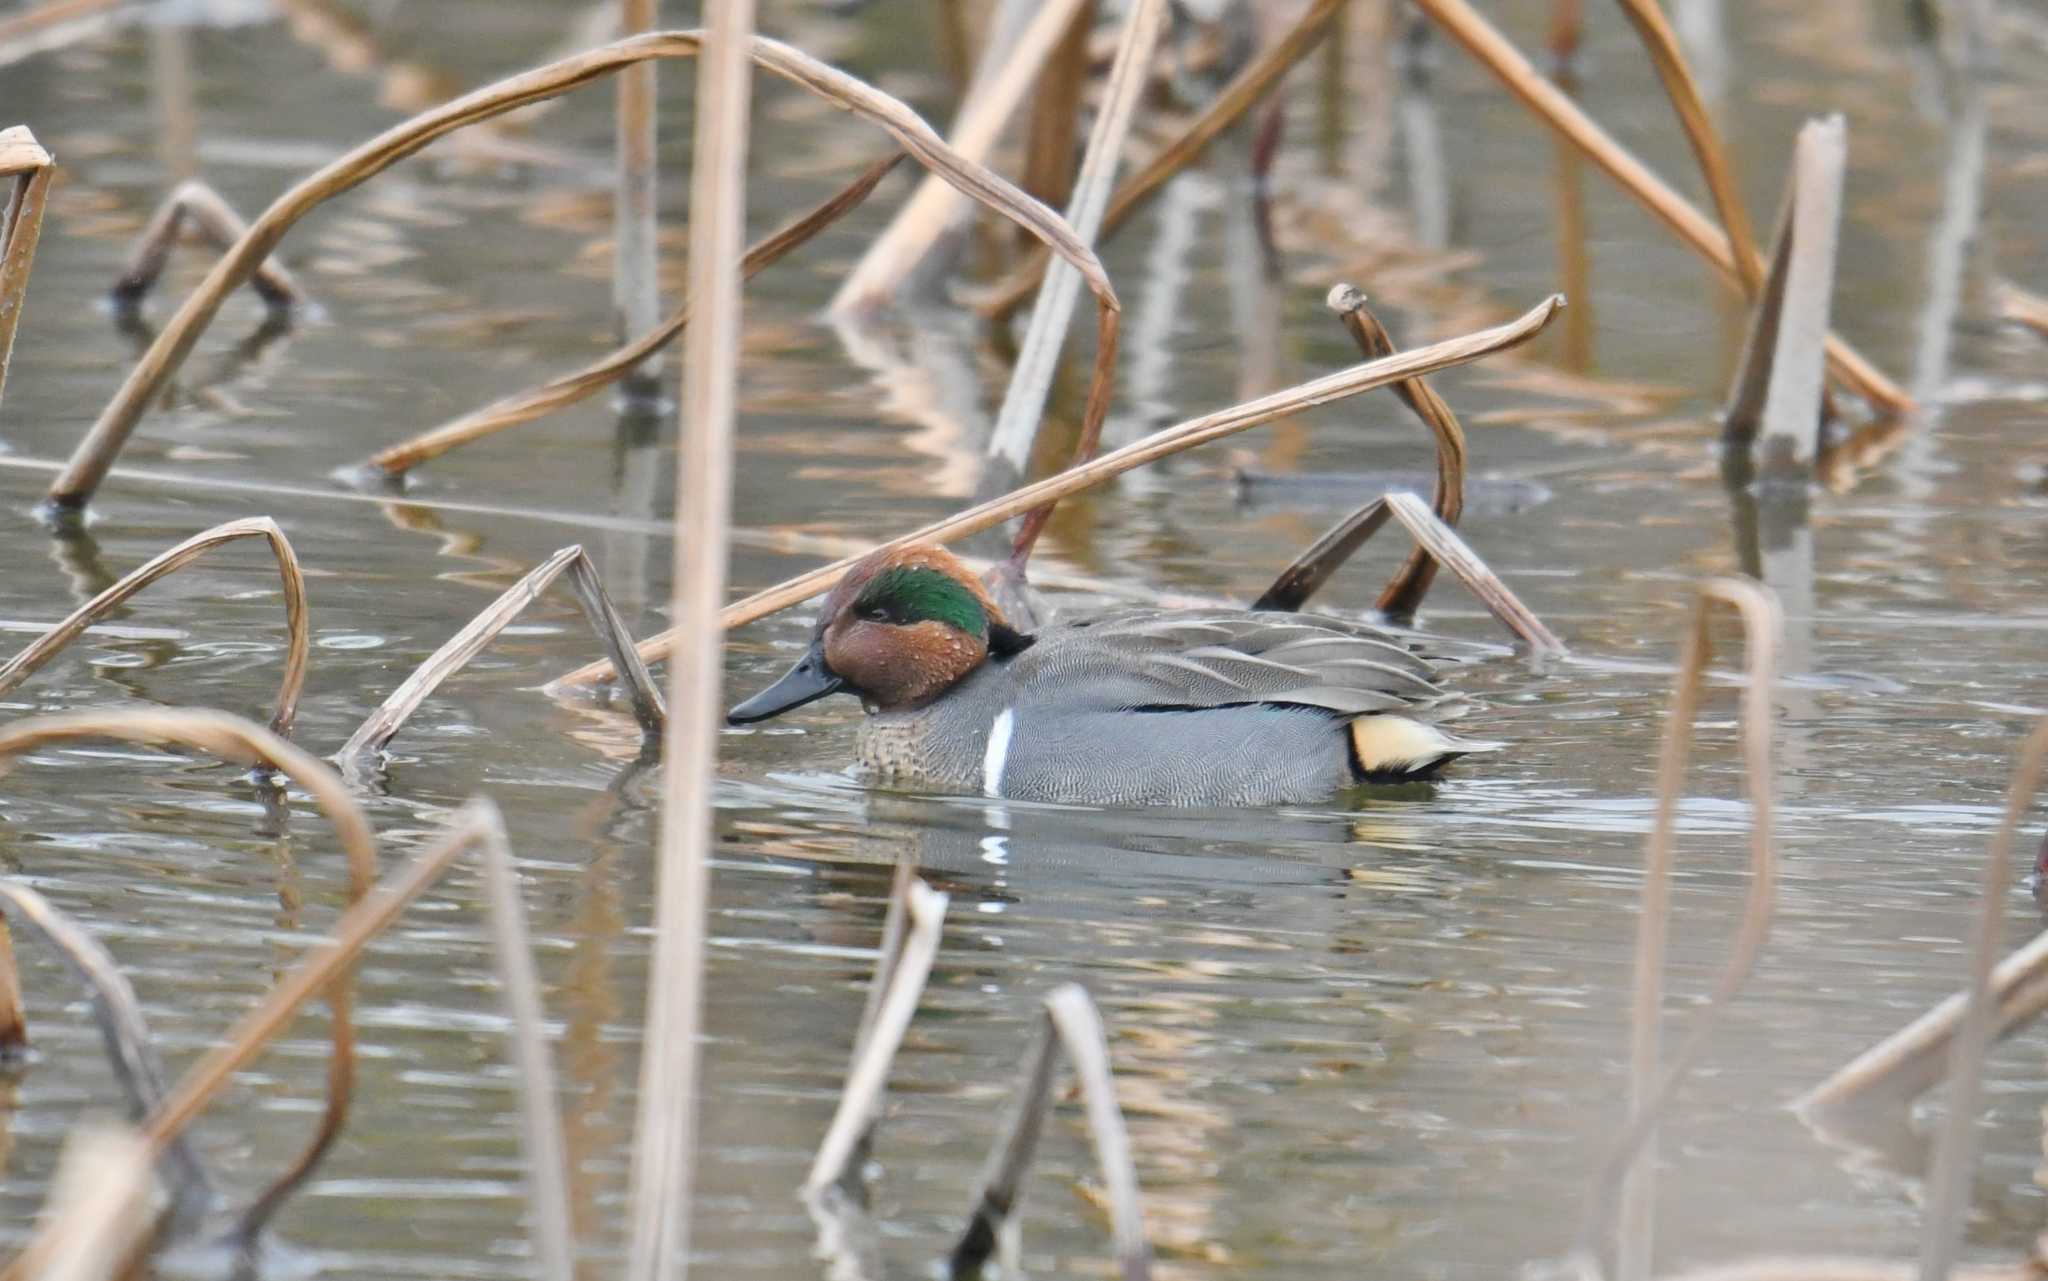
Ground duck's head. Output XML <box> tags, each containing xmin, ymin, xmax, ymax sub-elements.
<box><xmin>727</xmin><ymin>544</ymin><xmax>1034</xmax><ymax>725</ymax></box>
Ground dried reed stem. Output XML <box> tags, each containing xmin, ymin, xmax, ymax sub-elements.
<box><xmin>832</xmin><ymin>0</ymin><xmax>1088</xmax><ymax>311</ymax></box>
<box><xmin>0</xmin><ymin>708</ymin><xmax>378</xmax><ymax>1245</ymax></box>
<box><xmin>8</xmin><ymin>1125</ymin><xmax>160</xmax><ymax>1281</ymax></box>
<box><xmin>1724</xmin><ymin>117</ymin><xmax>1846</xmax><ymax>477</ymax></box>
<box><xmin>134</xmin><ymin>801</ymin><xmax>489</xmax><ymax>1191</ymax></box>
<box><xmin>0</xmin><ymin>0</ymin><xmax>120</xmax><ymax>48</ymax></box>
<box><xmin>1019</xmin><ymin>0</ymin><xmax>1092</xmax><ymax>216</ymax></box>
<box><xmin>0</xmin><ymin>517</ymin><xmax>310</xmax><ymax>738</ymax></box>
<box><xmin>477</xmin><ymin>800</ymin><xmax>576</xmax><ymax>1281</ymax></box>
<box><xmin>361</xmin><ymin>153</ymin><xmax>903</xmax><ymax>479</ymax></box>
<box><xmin>614</xmin><ymin>0</ymin><xmax>661</xmax><ymax>398</ymax></box>
<box><xmin>0</xmin><ymin>882</ymin><xmax>214</xmax><ymax>1233</ymax></box>
<box><xmin>985</xmin><ymin>0</ymin><xmax>1166</xmax><ymax>478</ymax></box>
<box><xmin>1918</xmin><ymin>720</ymin><xmax>2048</xmax><ymax>1281</ymax></box>
<box><xmin>1596</xmin><ymin>579</ymin><xmax>1782</xmax><ymax>1281</ymax></box>
<box><xmin>1325</xmin><ymin>285</ymin><xmax>1469</xmax><ymax>620</ymax></box>
<box><xmin>1611</xmin><ymin>0</ymin><xmax>1759</xmax><ymax>294</ymax></box>
<box><xmin>624</xmin><ymin>4</ymin><xmax>752</xmax><ymax>1279</ymax></box>
<box><xmin>1405</xmin><ymin>0</ymin><xmax>1910</xmax><ymax>415</ymax></box>
<box><xmin>979</xmin><ymin>0</ymin><xmax>1347</xmax><ymax>323</ymax></box>
<box><xmin>950</xmin><ymin>984</ymin><xmax>1150</xmax><ymax>1281</ymax></box>
<box><xmin>1254</xmin><ymin>491</ymin><xmax>1563</xmax><ymax>651</ymax></box>
<box><xmin>1997</xmin><ymin>282</ymin><xmax>2048</xmax><ymax>338</ymax></box>
<box><xmin>0</xmin><ymin>125</ymin><xmax>55</xmax><ymax>414</ymax></box>
<box><xmin>109</xmin><ymin>179</ymin><xmax>304</xmax><ymax>311</ymax></box>
<box><xmin>1799</xmin><ymin>927</ymin><xmax>2048</xmax><ymax>1115</ymax></box>
<box><xmin>806</xmin><ymin>879</ymin><xmax>947</xmax><ymax>1195</ymax></box>
<box><xmin>47</xmin><ymin>30</ymin><xmax>1119</xmax><ymax>515</ymax></box>
<box><xmin>335</xmin><ymin>544</ymin><xmax>662</xmax><ymax>773</ymax></box>
<box><xmin>551</xmin><ymin>294</ymin><xmax>1564</xmax><ymax>688</ymax></box>
<box><xmin>0</xmin><ymin>905</ymin><xmax>22</xmax><ymax>1060</ymax></box>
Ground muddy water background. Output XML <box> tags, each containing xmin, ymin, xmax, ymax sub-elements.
<box><xmin>3</xmin><ymin>0</ymin><xmax>2048</xmax><ymax>1276</ymax></box>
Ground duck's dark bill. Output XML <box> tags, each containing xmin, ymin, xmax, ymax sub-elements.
<box><xmin>727</xmin><ymin>646</ymin><xmax>847</xmax><ymax>724</ymax></box>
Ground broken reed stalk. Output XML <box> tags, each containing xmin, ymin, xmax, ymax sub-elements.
<box><xmin>0</xmin><ymin>516</ymin><xmax>310</xmax><ymax>738</ymax></box>
<box><xmin>1610</xmin><ymin>0</ymin><xmax>1760</xmax><ymax>296</ymax></box>
<box><xmin>0</xmin><ymin>707</ymin><xmax>377</xmax><ymax>1246</ymax></box>
<box><xmin>1597</xmin><ymin>578</ymin><xmax>1782</xmax><ymax>1281</ymax></box>
<box><xmin>109</xmin><ymin>179</ymin><xmax>304</xmax><ymax>311</ymax></box>
<box><xmin>1325</xmin><ymin>285</ymin><xmax>1469</xmax><ymax>621</ymax></box>
<box><xmin>477</xmin><ymin>798</ymin><xmax>577</xmax><ymax>1281</ymax></box>
<box><xmin>0</xmin><ymin>882</ymin><xmax>215</xmax><ymax>1235</ymax></box>
<box><xmin>0</xmin><ymin>800</ymin><xmax>510</xmax><ymax>1281</ymax></box>
<box><xmin>1723</xmin><ymin>117</ymin><xmax>1846</xmax><ymax>478</ymax></box>
<box><xmin>614</xmin><ymin>0</ymin><xmax>661</xmax><ymax>399</ymax></box>
<box><xmin>0</xmin><ymin>125</ymin><xmax>55</xmax><ymax>414</ymax></box>
<box><xmin>979</xmin><ymin>0</ymin><xmax>1347</xmax><ymax>323</ymax></box>
<box><xmin>45</xmin><ymin>30</ymin><xmax>1120</xmax><ymax>517</ymax></box>
<box><xmin>8</xmin><ymin>1125</ymin><xmax>160</xmax><ymax>1281</ymax></box>
<box><xmin>1997</xmin><ymin>282</ymin><xmax>2048</xmax><ymax>339</ymax></box>
<box><xmin>623</xmin><ymin>5</ymin><xmax>753</xmax><ymax>1280</ymax></box>
<box><xmin>832</xmin><ymin>0</ymin><xmax>1088</xmax><ymax>311</ymax></box>
<box><xmin>1403</xmin><ymin>0</ymin><xmax>1910</xmax><ymax>416</ymax></box>
<box><xmin>950</xmin><ymin>984</ymin><xmax>1150</xmax><ymax>1281</ymax></box>
<box><xmin>984</xmin><ymin>0</ymin><xmax>1166</xmax><ymax>485</ymax></box>
<box><xmin>0</xmin><ymin>911</ymin><xmax>21</xmax><ymax>1058</ymax></box>
<box><xmin>550</xmin><ymin>294</ymin><xmax>1563</xmax><ymax>688</ymax></box>
<box><xmin>1917</xmin><ymin>721</ymin><xmax>2048</xmax><ymax>1281</ymax></box>
<box><xmin>335</xmin><ymin>543</ymin><xmax>662</xmax><ymax>773</ymax></box>
<box><xmin>360</xmin><ymin>152</ymin><xmax>903</xmax><ymax>480</ymax></box>
<box><xmin>805</xmin><ymin>880</ymin><xmax>949</xmax><ymax>1196</ymax></box>
<box><xmin>1252</xmin><ymin>492</ymin><xmax>1564</xmax><ymax>652</ymax></box>
<box><xmin>1798</xmin><ymin>924</ymin><xmax>2048</xmax><ymax>1115</ymax></box>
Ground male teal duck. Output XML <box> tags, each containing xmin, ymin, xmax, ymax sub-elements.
<box><xmin>726</xmin><ymin>544</ymin><xmax>1499</xmax><ymax>806</ymax></box>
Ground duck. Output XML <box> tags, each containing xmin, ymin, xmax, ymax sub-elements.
<box><xmin>725</xmin><ymin>543</ymin><xmax>1499</xmax><ymax>806</ymax></box>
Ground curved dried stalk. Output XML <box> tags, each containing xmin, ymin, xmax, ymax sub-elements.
<box><xmin>1577</xmin><ymin>578</ymin><xmax>1781</xmax><ymax>1281</ymax></box>
<box><xmin>1610</xmin><ymin>0</ymin><xmax>1760</xmax><ymax>296</ymax></box>
<box><xmin>1916</xmin><ymin>720</ymin><xmax>2048</xmax><ymax>1281</ymax></box>
<box><xmin>0</xmin><ymin>707</ymin><xmax>377</xmax><ymax>1247</ymax></box>
<box><xmin>8</xmin><ymin>1125</ymin><xmax>160</xmax><ymax>1281</ymax></box>
<box><xmin>46</xmin><ymin>30</ymin><xmax>1121</xmax><ymax>514</ymax></box>
<box><xmin>1997</xmin><ymin>282</ymin><xmax>2048</xmax><ymax>339</ymax></box>
<box><xmin>109</xmin><ymin>179</ymin><xmax>303</xmax><ymax>311</ymax></box>
<box><xmin>550</xmin><ymin>294</ymin><xmax>1564</xmax><ymax>688</ymax></box>
<box><xmin>338</xmin><ymin>544</ymin><xmax>662</xmax><ymax>773</ymax></box>
<box><xmin>1404</xmin><ymin>0</ymin><xmax>1910</xmax><ymax>416</ymax></box>
<box><xmin>0</xmin><ymin>517</ymin><xmax>310</xmax><ymax>738</ymax></box>
<box><xmin>0</xmin><ymin>125</ymin><xmax>55</xmax><ymax>413</ymax></box>
<box><xmin>950</xmin><ymin>984</ymin><xmax>1150</xmax><ymax>1281</ymax></box>
<box><xmin>626</xmin><ymin>9</ymin><xmax>754</xmax><ymax>1277</ymax></box>
<box><xmin>806</xmin><ymin>880</ymin><xmax>949</xmax><ymax>1196</ymax></box>
<box><xmin>978</xmin><ymin>0</ymin><xmax>1347</xmax><ymax>323</ymax></box>
<box><xmin>359</xmin><ymin>151</ymin><xmax>904</xmax><ymax>480</ymax></box>
<box><xmin>1325</xmin><ymin>285</ymin><xmax>1468</xmax><ymax>620</ymax></box>
<box><xmin>0</xmin><ymin>882</ymin><xmax>214</xmax><ymax>1235</ymax></box>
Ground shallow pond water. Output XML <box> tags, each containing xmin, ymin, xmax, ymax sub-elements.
<box><xmin>3</xmin><ymin>0</ymin><xmax>2048</xmax><ymax>1277</ymax></box>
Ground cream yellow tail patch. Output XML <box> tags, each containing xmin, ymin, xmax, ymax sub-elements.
<box><xmin>1349</xmin><ymin>715</ymin><xmax>1500</xmax><ymax>779</ymax></box>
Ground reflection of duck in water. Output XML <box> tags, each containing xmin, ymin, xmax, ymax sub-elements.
<box><xmin>727</xmin><ymin>544</ymin><xmax>1498</xmax><ymax>806</ymax></box>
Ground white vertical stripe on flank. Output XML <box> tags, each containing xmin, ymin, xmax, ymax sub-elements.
<box><xmin>982</xmin><ymin>708</ymin><xmax>1017</xmax><ymax>797</ymax></box>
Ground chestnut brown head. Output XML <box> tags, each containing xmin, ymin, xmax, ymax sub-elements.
<box><xmin>726</xmin><ymin>545</ymin><xmax>1034</xmax><ymax>724</ymax></box>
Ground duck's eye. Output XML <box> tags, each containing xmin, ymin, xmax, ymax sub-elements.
<box><xmin>860</xmin><ymin>604</ymin><xmax>891</xmax><ymax>623</ymax></box>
